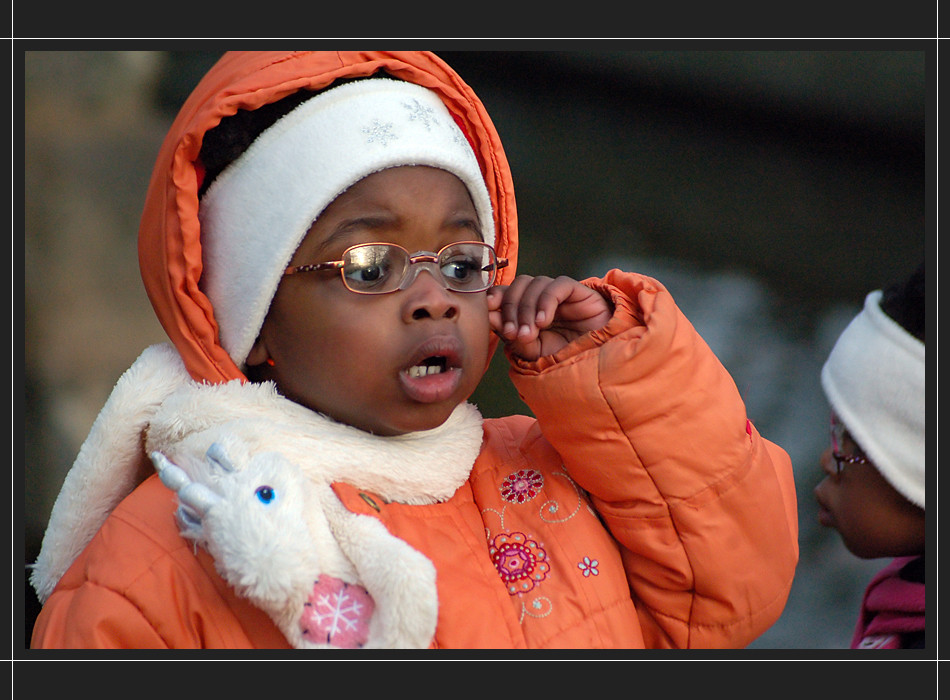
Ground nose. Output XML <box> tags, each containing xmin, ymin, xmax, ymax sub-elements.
<box><xmin>401</xmin><ymin>268</ymin><xmax>460</xmax><ymax>322</ymax></box>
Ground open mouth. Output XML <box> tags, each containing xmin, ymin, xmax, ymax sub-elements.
<box><xmin>399</xmin><ymin>336</ymin><xmax>464</xmax><ymax>403</ymax></box>
<box><xmin>406</xmin><ymin>356</ymin><xmax>448</xmax><ymax>378</ymax></box>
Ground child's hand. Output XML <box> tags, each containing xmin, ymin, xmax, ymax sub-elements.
<box><xmin>487</xmin><ymin>275</ymin><xmax>613</xmax><ymax>361</ymax></box>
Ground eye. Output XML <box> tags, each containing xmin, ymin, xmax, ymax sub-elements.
<box><xmin>438</xmin><ymin>244</ymin><xmax>491</xmax><ymax>290</ymax></box>
<box><xmin>441</xmin><ymin>255</ymin><xmax>482</xmax><ymax>285</ymax></box>
<box><xmin>255</xmin><ymin>485</ymin><xmax>276</xmax><ymax>504</ymax></box>
<box><xmin>343</xmin><ymin>246</ymin><xmax>397</xmax><ymax>290</ymax></box>
<box><xmin>441</xmin><ymin>259</ymin><xmax>477</xmax><ymax>280</ymax></box>
<box><xmin>346</xmin><ymin>263</ymin><xmax>387</xmax><ymax>283</ymax></box>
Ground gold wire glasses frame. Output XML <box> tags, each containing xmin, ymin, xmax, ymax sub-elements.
<box><xmin>284</xmin><ymin>241</ymin><xmax>508</xmax><ymax>295</ymax></box>
<box><xmin>830</xmin><ymin>412</ymin><xmax>870</xmax><ymax>474</ymax></box>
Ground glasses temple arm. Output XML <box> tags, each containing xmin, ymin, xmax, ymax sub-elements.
<box><xmin>284</xmin><ymin>261</ymin><xmax>344</xmax><ymax>276</ymax></box>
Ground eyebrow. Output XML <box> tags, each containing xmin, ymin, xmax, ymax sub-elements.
<box><xmin>312</xmin><ymin>215</ymin><xmax>397</xmax><ymax>256</ymax></box>
<box><xmin>314</xmin><ymin>212</ymin><xmax>484</xmax><ymax>257</ymax></box>
<box><xmin>451</xmin><ymin>215</ymin><xmax>483</xmax><ymax>238</ymax></box>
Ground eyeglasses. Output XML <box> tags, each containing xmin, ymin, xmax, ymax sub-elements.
<box><xmin>830</xmin><ymin>412</ymin><xmax>870</xmax><ymax>474</ymax></box>
<box><xmin>284</xmin><ymin>241</ymin><xmax>508</xmax><ymax>295</ymax></box>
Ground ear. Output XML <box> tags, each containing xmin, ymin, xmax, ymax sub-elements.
<box><xmin>245</xmin><ymin>335</ymin><xmax>270</xmax><ymax>368</ymax></box>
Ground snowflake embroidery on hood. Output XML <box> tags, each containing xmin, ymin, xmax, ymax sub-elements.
<box><xmin>362</xmin><ymin>118</ymin><xmax>397</xmax><ymax>146</ymax></box>
<box><xmin>403</xmin><ymin>98</ymin><xmax>437</xmax><ymax>130</ymax></box>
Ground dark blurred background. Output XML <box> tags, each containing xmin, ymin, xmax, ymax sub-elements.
<box><xmin>22</xmin><ymin>49</ymin><xmax>928</xmax><ymax>650</ymax></box>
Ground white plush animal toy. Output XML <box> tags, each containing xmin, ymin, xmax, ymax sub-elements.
<box><xmin>150</xmin><ymin>440</ymin><xmax>438</xmax><ymax>649</ymax></box>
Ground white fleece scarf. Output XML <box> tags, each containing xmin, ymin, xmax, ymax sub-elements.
<box><xmin>31</xmin><ymin>343</ymin><xmax>484</xmax><ymax>648</ymax></box>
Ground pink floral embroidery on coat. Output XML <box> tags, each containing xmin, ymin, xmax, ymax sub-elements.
<box><xmin>500</xmin><ymin>469</ymin><xmax>544</xmax><ymax>504</ymax></box>
<box><xmin>489</xmin><ymin>531</ymin><xmax>550</xmax><ymax>595</ymax></box>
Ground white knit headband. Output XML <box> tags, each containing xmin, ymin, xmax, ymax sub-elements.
<box><xmin>821</xmin><ymin>290</ymin><xmax>925</xmax><ymax>508</ymax></box>
<box><xmin>198</xmin><ymin>78</ymin><xmax>495</xmax><ymax>367</ymax></box>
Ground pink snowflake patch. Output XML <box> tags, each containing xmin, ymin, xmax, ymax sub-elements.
<box><xmin>299</xmin><ymin>575</ymin><xmax>375</xmax><ymax>648</ymax></box>
<box><xmin>500</xmin><ymin>469</ymin><xmax>544</xmax><ymax>504</ymax></box>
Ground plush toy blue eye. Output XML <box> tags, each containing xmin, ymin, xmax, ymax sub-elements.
<box><xmin>255</xmin><ymin>485</ymin><xmax>276</xmax><ymax>504</ymax></box>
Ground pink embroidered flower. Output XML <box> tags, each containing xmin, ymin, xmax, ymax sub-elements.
<box><xmin>299</xmin><ymin>575</ymin><xmax>375</xmax><ymax>648</ymax></box>
<box><xmin>489</xmin><ymin>532</ymin><xmax>550</xmax><ymax>595</ymax></box>
<box><xmin>500</xmin><ymin>469</ymin><xmax>544</xmax><ymax>504</ymax></box>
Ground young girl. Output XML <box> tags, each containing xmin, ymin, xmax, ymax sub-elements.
<box><xmin>30</xmin><ymin>51</ymin><xmax>798</xmax><ymax>650</ymax></box>
<box><xmin>814</xmin><ymin>264</ymin><xmax>925</xmax><ymax>649</ymax></box>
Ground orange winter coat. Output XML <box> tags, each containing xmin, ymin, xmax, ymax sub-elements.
<box><xmin>30</xmin><ymin>51</ymin><xmax>798</xmax><ymax>650</ymax></box>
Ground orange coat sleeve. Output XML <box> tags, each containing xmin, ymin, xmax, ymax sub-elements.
<box><xmin>32</xmin><ymin>583</ymin><xmax>171</xmax><ymax>649</ymax></box>
<box><xmin>507</xmin><ymin>269</ymin><xmax>799</xmax><ymax>649</ymax></box>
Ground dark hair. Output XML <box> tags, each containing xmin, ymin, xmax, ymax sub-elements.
<box><xmin>197</xmin><ymin>73</ymin><xmax>393</xmax><ymax>198</ymax></box>
<box><xmin>197</xmin><ymin>90</ymin><xmax>316</xmax><ymax>198</ymax></box>
<box><xmin>879</xmin><ymin>262</ymin><xmax>924</xmax><ymax>343</ymax></box>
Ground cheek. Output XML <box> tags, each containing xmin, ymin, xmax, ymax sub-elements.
<box><xmin>826</xmin><ymin>474</ymin><xmax>925</xmax><ymax>558</ymax></box>
<box><xmin>287</xmin><ymin>305</ymin><xmax>385</xmax><ymax>373</ymax></box>
<box><xmin>461</xmin><ymin>302</ymin><xmax>493</xmax><ymax>376</ymax></box>
<box><xmin>273</xmin><ymin>317</ymin><xmax>393</xmax><ymax>425</ymax></box>
<box><xmin>465</xmin><ymin>299</ymin><xmax>491</xmax><ymax>342</ymax></box>
<box><xmin>265</xmin><ymin>289</ymin><xmax>374</xmax><ymax>383</ymax></box>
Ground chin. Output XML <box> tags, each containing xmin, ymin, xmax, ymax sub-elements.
<box><xmin>373</xmin><ymin>406</ymin><xmax>459</xmax><ymax>437</ymax></box>
<box><xmin>838</xmin><ymin>537</ymin><xmax>883</xmax><ymax>560</ymax></box>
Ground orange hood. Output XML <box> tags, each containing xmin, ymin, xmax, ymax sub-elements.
<box><xmin>138</xmin><ymin>50</ymin><xmax>519</xmax><ymax>384</ymax></box>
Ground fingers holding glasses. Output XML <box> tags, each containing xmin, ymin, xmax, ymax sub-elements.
<box><xmin>488</xmin><ymin>275</ymin><xmax>613</xmax><ymax>360</ymax></box>
<box><xmin>489</xmin><ymin>274</ymin><xmax>547</xmax><ymax>341</ymax></box>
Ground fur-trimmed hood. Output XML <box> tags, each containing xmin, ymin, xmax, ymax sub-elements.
<box><xmin>138</xmin><ymin>51</ymin><xmax>519</xmax><ymax>384</ymax></box>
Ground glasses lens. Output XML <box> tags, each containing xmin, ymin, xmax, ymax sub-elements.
<box><xmin>342</xmin><ymin>245</ymin><xmax>408</xmax><ymax>293</ymax></box>
<box><xmin>438</xmin><ymin>243</ymin><xmax>496</xmax><ymax>292</ymax></box>
<box><xmin>829</xmin><ymin>413</ymin><xmax>870</xmax><ymax>473</ymax></box>
<box><xmin>830</xmin><ymin>413</ymin><xmax>845</xmax><ymax>453</ymax></box>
